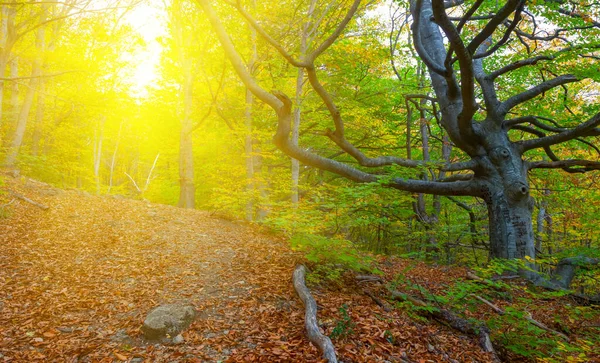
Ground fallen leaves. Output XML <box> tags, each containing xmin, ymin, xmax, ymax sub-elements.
<box><xmin>2</xmin><ymin>176</ymin><xmax>596</xmax><ymax>362</ymax></box>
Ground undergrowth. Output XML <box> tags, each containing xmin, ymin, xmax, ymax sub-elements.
<box><xmin>290</xmin><ymin>233</ymin><xmax>381</xmax><ymax>285</ymax></box>
<box><xmin>388</xmin><ymin>259</ymin><xmax>599</xmax><ymax>362</ymax></box>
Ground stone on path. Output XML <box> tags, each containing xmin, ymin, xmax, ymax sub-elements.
<box><xmin>141</xmin><ymin>304</ymin><xmax>196</xmax><ymax>341</ymax></box>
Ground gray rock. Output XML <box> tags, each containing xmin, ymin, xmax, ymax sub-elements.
<box><xmin>172</xmin><ymin>334</ymin><xmax>184</xmax><ymax>345</ymax></box>
<box><xmin>141</xmin><ymin>304</ymin><xmax>196</xmax><ymax>341</ymax></box>
<box><xmin>131</xmin><ymin>358</ymin><xmax>144</xmax><ymax>363</ymax></box>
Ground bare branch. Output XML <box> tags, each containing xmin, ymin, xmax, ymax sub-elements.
<box><xmin>489</xmin><ymin>55</ymin><xmax>554</xmax><ymax>79</ymax></box>
<box><xmin>231</xmin><ymin>2</ymin><xmax>307</xmax><ymax>67</ymax></box>
<box><xmin>443</xmin><ymin>0</ymin><xmax>464</xmax><ymax>8</ymax></box>
<box><xmin>500</xmin><ymin>74</ymin><xmax>578</xmax><ymax>115</ymax></box>
<box><xmin>431</xmin><ymin>0</ymin><xmax>477</xmax><ymax>136</ymax></box>
<box><xmin>466</xmin><ymin>0</ymin><xmax>522</xmax><ymax>55</ymax></box>
<box><xmin>306</xmin><ymin>0</ymin><xmax>361</xmax><ymax>63</ymax></box>
<box><xmin>528</xmin><ymin>159</ymin><xmax>600</xmax><ymax>172</ymax></box>
<box><xmin>197</xmin><ymin>0</ymin><xmax>281</xmax><ymax>110</ymax></box>
<box><xmin>519</xmin><ymin>112</ymin><xmax>600</xmax><ymax>151</ymax></box>
<box><xmin>272</xmin><ymin>91</ymin><xmax>481</xmax><ymax>196</ymax></box>
<box><xmin>411</xmin><ymin>0</ymin><xmax>451</xmax><ymax>77</ymax></box>
<box><xmin>0</xmin><ymin>70</ymin><xmax>80</xmax><ymax>80</ymax></box>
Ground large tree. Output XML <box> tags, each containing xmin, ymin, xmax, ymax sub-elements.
<box><xmin>198</xmin><ymin>0</ymin><xmax>600</xmax><ymax>275</ymax></box>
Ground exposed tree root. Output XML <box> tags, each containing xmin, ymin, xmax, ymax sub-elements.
<box><xmin>551</xmin><ymin>257</ymin><xmax>599</xmax><ymax>289</ymax></box>
<box><xmin>471</xmin><ymin>294</ymin><xmax>569</xmax><ymax>341</ymax></box>
<box><xmin>466</xmin><ymin>271</ymin><xmax>504</xmax><ymax>289</ymax></box>
<box><xmin>355</xmin><ymin>274</ymin><xmax>384</xmax><ymax>283</ymax></box>
<box><xmin>8</xmin><ymin>190</ymin><xmax>49</xmax><ymax>210</ymax></box>
<box><xmin>292</xmin><ymin>265</ymin><xmax>338</xmax><ymax>363</ymax></box>
<box><xmin>363</xmin><ymin>289</ymin><xmax>392</xmax><ymax>312</ymax></box>
<box><xmin>468</xmin><ymin>270</ymin><xmax>600</xmax><ymax>304</ymax></box>
<box><xmin>389</xmin><ymin>289</ymin><xmax>501</xmax><ymax>363</ymax></box>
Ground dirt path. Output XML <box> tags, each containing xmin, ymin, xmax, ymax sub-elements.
<box><xmin>1</xmin><ymin>178</ymin><xmax>500</xmax><ymax>363</ymax></box>
<box><xmin>0</xmin><ymin>179</ymin><xmax>319</xmax><ymax>362</ymax></box>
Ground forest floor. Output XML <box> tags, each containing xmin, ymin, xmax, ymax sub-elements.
<box><xmin>0</xmin><ymin>174</ymin><xmax>599</xmax><ymax>363</ymax></box>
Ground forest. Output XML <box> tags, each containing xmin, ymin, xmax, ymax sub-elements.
<box><xmin>0</xmin><ymin>0</ymin><xmax>600</xmax><ymax>362</ymax></box>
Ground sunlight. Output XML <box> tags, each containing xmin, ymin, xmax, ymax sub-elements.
<box><xmin>125</xmin><ymin>2</ymin><xmax>166</xmax><ymax>97</ymax></box>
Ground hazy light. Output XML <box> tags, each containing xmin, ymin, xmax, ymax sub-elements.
<box><xmin>125</xmin><ymin>2</ymin><xmax>166</xmax><ymax>97</ymax></box>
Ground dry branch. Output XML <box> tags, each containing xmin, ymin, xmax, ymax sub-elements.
<box><xmin>8</xmin><ymin>191</ymin><xmax>49</xmax><ymax>210</ymax></box>
<box><xmin>389</xmin><ymin>289</ymin><xmax>500</xmax><ymax>362</ymax></box>
<box><xmin>471</xmin><ymin>294</ymin><xmax>569</xmax><ymax>341</ymax></box>
<box><xmin>292</xmin><ymin>265</ymin><xmax>338</xmax><ymax>363</ymax></box>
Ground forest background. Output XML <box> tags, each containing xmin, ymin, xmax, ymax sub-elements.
<box><xmin>0</xmin><ymin>0</ymin><xmax>599</xmax><ymax>298</ymax></box>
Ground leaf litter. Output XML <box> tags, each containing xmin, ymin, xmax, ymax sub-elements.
<box><xmin>1</xmin><ymin>176</ymin><xmax>597</xmax><ymax>362</ymax></box>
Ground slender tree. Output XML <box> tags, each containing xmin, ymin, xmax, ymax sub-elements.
<box><xmin>199</xmin><ymin>0</ymin><xmax>600</xmax><ymax>281</ymax></box>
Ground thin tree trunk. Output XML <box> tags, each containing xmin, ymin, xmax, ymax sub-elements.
<box><xmin>93</xmin><ymin>117</ymin><xmax>105</xmax><ymax>195</ymax></box>
<box><xmin>8</xmin><ymin>56</ymin><xmax>19</xmax><ymax>120</ymax></box>
<box><xmin>0</xmin><ymin>5</ymin><xmax>16</xmax><ymax>125</ymax></box>
<box><xmin>5</xmin><ymin>3</ymin><xmax>47</xmax><ymax>166</ymax></box>
<box><xmin>244</xmin><ymin>89</ymin><xmax>255</xmax><ymax>219</ymax></box>
<box><xmin>535</xmin><ymin>188</ymin><xmax>550</xmax><ymax>252</ymax></box>
<box><xmin>31</xmin><ymin>77</ymin><xmax>45</xmax><ymax>156</ymax></box>
<box><xmin>243</xmin><ymin>0</ymin><xmax>259</xmax><ymax>220</ymax></box>
<box><xmin>107</xmin><ymin>121</ymin><xmax>123</xmax><ymax>193</ymax></box>
<box><xmin>177</xmin><ymin>66</ymin><xmax>195</xmax><ymax>208</ymax></box>
<box><xmin>174</xmin><ymin>0</ymin><xmax>195</xmax><ymax>209</ymax></box>
<box><xmin>291</xmin><ymin>0</ymin><xmax>317</xmax><ymax>205</ymax></box>
<box><xmin>291</xmin><ymin>69</ymin><xmax>302</xmax><ymax>205</ymax></box>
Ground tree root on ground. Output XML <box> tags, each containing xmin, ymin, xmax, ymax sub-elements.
<box><xmin>471</xmin><ymin>294</ymin><xmax>569</xmax><ymax>341</ymax></box>
<box><xmin>467</xmin><ymin>270</ymin><xmax>600</xmax><ymax>304</ymax></box>
<box><xmin>292</xmin><ymin>264</ymin><xmax>338</xmax><ymax>363</ymax></box>
<box><xmin>8</xmin><ymin>190</ymin><xmax>49</xmax><ymax>210</ymax></box>
<box><xmin>389</xmin><ymin>288</ymin><xmax>501</xmax><ymax>363</ymax></box>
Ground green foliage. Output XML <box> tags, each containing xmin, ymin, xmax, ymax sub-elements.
<box><xmin>330</xmin><ymin>304</ymin><xmax>355</xmax><ymax>340</ymax></box>
<box><xmin>291</xmin><ymin>234</ymin><xmax>380</xmax><ymax>285</ymax></box>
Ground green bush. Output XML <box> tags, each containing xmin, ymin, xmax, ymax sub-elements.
<box><xmin>291</xmin><ymin>234</ymin><xmax>380</xmax><ymax>284</ymax></box>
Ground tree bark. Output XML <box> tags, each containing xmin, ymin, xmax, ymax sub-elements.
<box><xmin>0</xmin><ymin>5</ymin><xmax>16</xmax><ymax>126</ymax></box>
<box><xmin>479</xmin><ymin>140</ymin><xmax>535</xmax><ymax>260</ymax></box>
<box><xmin>93</xmin><ymin>117</ymin><xmax>104</xmax><ymax>195</ymax></box>
<box><xmin>291</xmin><ymin>0</ymin><xmax>317</xmax><ymax>205</ymax></box>
<box><xmin>244</xmin><ymin>0</ymin><xmax>257</xmax><ymax>220</ymax></box>
<box><xmin>174</xmin><ymin>0</ymin><xmax>195</xmax><ymax>209</ymax></box>
<box><xmin>5</xmin><ymin>4</ymin><xmax>47</xmax><ymax>167</ymax></box>
<box><xmin>31</xmin><ymin>77</ymin><xmax>45</xmax><ymax>156</ymax></box>
<box><xmin>292</xmin><ymin>265</ymin><xmax>338</xmax><ymax>363</ymax></box>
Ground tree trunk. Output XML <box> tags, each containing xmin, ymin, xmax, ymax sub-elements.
<box><xmin>291</xmin><ymin>69</ymin><xmax>302</xmax><ymax>205</ymax></box>
<box><xmin>244</xmin><ymin>88</ymin><xmax>255</xmax><ymax>220</ymax></box>
<box><xmin>31</xmin><ymin>77</ymin><xmax>45</xmax><ymax>156</ymax></box>
<box><xmin>0</xmin><ymin>5</ymin><xmax>16</xmax><ymax>125</ymax></box>
<box><xmin>93</xmin><ymin>117</ymin><xmax>104</xmax><ymax>195</ymax></box>
<box><xmin>479</xmin><ymin>138</ymin><xmax>535</xmax><ymax>260</ymax></box>
<box><xmin>174</xmin><ymin>0</ymin><xmax>195</xmax><ymax>209</ymax></box>
<box><xmin>178</xmin><ymin>120</ymin><xmax>195</xmax><ymax>208</ymax></box>
<box><xmin>8</xmin><ymin>56</ymin><xmax>19</xmax><ymax>120</ymax></box>
<box><xmin>4</xmin><ymin>3</ymin><xmax>47</xmax><ymax>167</ymax></box>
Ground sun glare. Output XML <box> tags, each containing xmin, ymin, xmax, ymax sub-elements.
<box><xmin>125</xmin><ymin>2</ymin><xmax>166</xmax><ymax>97</ymax></box>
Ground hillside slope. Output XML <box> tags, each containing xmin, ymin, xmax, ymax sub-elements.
<box><xmin>2</xmin><ymin>175</ymin><xmax>595</xmax><ymax>362</ymax></box>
